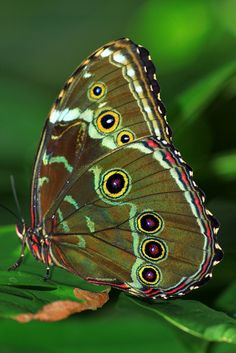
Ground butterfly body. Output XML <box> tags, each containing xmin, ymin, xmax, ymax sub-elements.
<box><xmin>15</xmin><ymin>38</ymin><xmax>223</xmax><ymax>299</ymax></box>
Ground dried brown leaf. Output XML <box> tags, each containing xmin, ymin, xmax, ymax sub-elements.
<box><xmin>15</xmin><ymin>288</ymin><xmax>110</xmax><ymax>323</ymax></box>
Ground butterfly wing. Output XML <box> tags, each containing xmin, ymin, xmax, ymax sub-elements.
<box><xmin>30</xmin><ymin>39</ymin><xmax>222</xmax><ymax>299</ymax></box>
<box><xmin>47</xmin><ymin>138</ymin><xmax>221</xmax><ymax>298</ymax></box>
<box><xmin>31</xmin><ymin>38</ymin><xmax>171</xmax><ymax>227</ymax></box>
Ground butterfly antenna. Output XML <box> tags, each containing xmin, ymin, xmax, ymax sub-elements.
<box><xmin>0</xmin><ymin>203</ymin><xmax>21</xmax><ymax>223</ymax></box>
<box><xmin>10</xmin><ymin>175</ymin><xmax>25</xmax><ymax>225</ymax></box>
<box><xmin>5</xmin><ymin>175</ymin><xmax>28</xmax><ymax>272</ymax></box>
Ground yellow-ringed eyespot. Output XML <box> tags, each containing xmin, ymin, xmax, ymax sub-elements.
<box><xmin>138</xmin><ymin>265</ymin><xmax>160</xmax><ymax>285</ymax></box>
<box><xmin>97</xmin><ymin>110</ymin><xmax>120</xmax><ymax>134</ymax></box>
<box><xmin>141</xmin><ymin>239</ymin><xmax>166</xmax><ymax>261</ymax></box>
<box><xmin>88</xmin><ymin>82</ymin><xmax>106</xmax><ymax>101</ymax></box>
<box><xmin>137</xmin><ymin>212</ymin><xmax>163</xmax><ymax>234</ymax></box>
<box><xmin>101</xmin><ymin>169</ymin><xmax>131</xmax><ymax>199</ymax></box>
<box><xmin>116</xmin><ymin>130</ymin><xmax>135</xmax><ymax>146</ymax></box>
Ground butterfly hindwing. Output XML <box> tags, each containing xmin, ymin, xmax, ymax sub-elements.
<box><xmin>47</xmin><ymin>138</ymin><xmax>218</xmax><ymax>298</ymax></box>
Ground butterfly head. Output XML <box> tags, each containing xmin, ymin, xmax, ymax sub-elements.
<box><xmin>11</xmin><ymin>222</ymin><xmax>52</xmax><ymax>274</ymax></box>
<box><xmin>15</xmin><ymin>223</ymin><xmax>43</xmax><ymax>261</ymax></box>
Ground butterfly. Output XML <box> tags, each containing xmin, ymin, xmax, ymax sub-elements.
<box><xmin>11</xmin><ymin>38</ymin><xmax>223</xmax><ymax>299</ymax></box>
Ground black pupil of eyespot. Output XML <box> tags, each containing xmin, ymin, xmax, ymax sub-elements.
<box><xmin>145</xmin><ymin>241</ymin><xmax>163</xmax><ymax>258</ymax></box>
<box><xmin>140</xmin><ymin>214</ymin><xmax>160</xmax><ymax>232</ymax></box>
<box><xmin>142</xmin><ymin>267</ymin><xmax>157</xmax><ymax>283</ymax></box>
<box><xmin>93</xmin><ymin>86</ymin><xmax>102</xmax><ymax>96</ymax></box>
<box><xmin>106</xmin><ymin>173</ymin><xmax>125</xmax><ymax>194</ymax></box>
<box><xmin>101</xmin><ymin>114</ymin><xmax>115</xmax><ymax>129</ymax></box>
<box><xmin>121</xmin><ymin>134</ymin><xmax>130</xmax><ymax>143</ymax></box>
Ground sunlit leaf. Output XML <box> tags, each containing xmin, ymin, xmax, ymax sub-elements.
<box><xmin>120</xmin><ymin>295</ymin><xmax>236</xmax><ymax>344</ymax></box>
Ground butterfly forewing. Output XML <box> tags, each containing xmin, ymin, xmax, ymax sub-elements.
<box><xmin>31</xmin><ymin>38</ymin><xmax>172</xmax><ymax>225</ymax></box>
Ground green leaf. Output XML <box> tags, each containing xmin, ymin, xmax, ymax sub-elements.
<box><xmin>0</xmin><ymin>270</ymin><xmax>57</xmax><ymax>289</ymax></box>
<box><xmin>120</xmin><ymin>295</ymin><xmax>236</xmax><ymax>344</ymax></box>
<box><xmin>0</xmin><ymin>307</ymin><xmax>194</xmax><ymax>353</ymax></box>
<box><xmin>215</xmin><ymin>281</ymin><xmax>236</xmax><ymax>316</ymax></box>
<box><xmin>177</xmin><ymin>331</ymin><xmax>209</xmax><ymax>353</ymax></box>
<box><xmin>210</xmin><ymin>342</ymin><xmax>236</xmax><ymax>353</ymax></box>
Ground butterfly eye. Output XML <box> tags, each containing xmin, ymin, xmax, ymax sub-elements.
<box><xmin>138</xmin><ymin>265</ymin><xmax>160</xmax><ymax>285</ymax></box>
<box><xmin>116</xmin><ymin>130</ymin><xmax>135</xmax><ymax>146</ymax></box>
<box><xmin>101</xmin><ymin>169</ymin><xmax>130</xmax><ymax>199</ymax></box>
<box><xmin>141</xmin><ymin>239</ymin><xmax>166</xmax><ymax>261</ymax></box>
<box><xmin>97</xmin><ymin>111</ymin><xmax>120</xmax><ymax>134</ymax></box>
<box><xmin>137</xmin><ymin>212</ymin><xmax>163</xmax><ymax>234</ymax></box>
<box><xmin>88</xmin><ymin>82</ymin><xmax>106</xmax><ymax>100</ymax></box>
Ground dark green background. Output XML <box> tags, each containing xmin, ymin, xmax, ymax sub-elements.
<box><xmin>0</xmin><ymin>0</ymin><xmax>236</xmax><ymax>352</ymax></box>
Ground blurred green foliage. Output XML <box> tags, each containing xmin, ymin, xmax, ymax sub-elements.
<box><xmin>0</xmin><ymin>0</ymin><xmax>236</xmax><ymax>352</ymax></box>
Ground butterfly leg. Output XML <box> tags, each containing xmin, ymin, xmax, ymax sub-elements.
<box><xmin>43</xmin><ymin>265</ymin><xmax>52</xmax><ymax>281</ymax></box>
<box><xmin>8</xmin><ymin>240</ymin><xmax>26</xmax><ymax>271</ymax></box>
<box><xmin>42</xmin><ymin>241</ymin><xmax>53</xmax><ymax>281</ymax></box>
